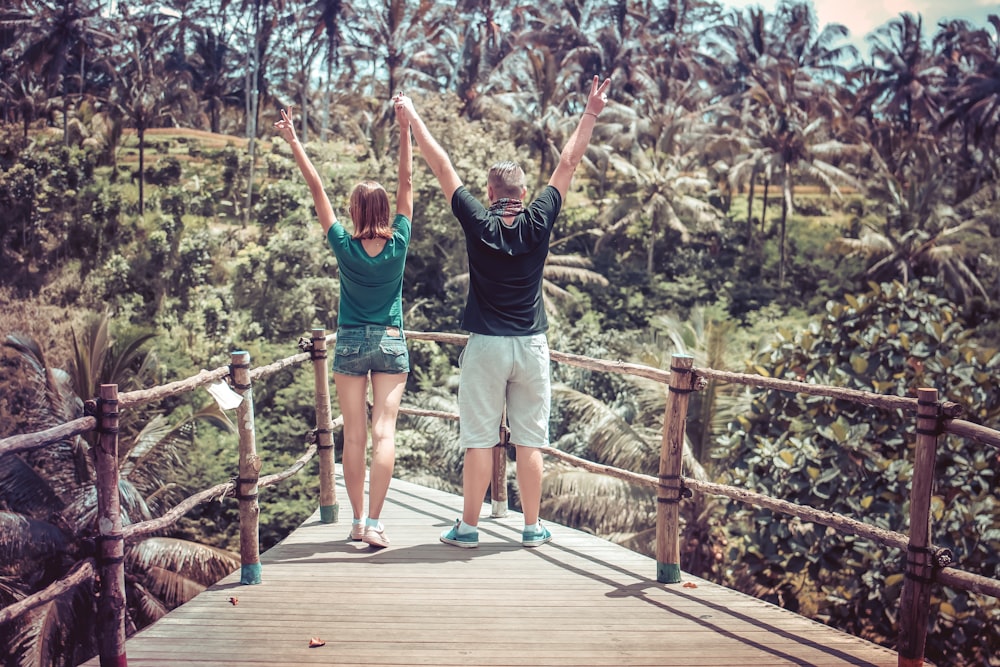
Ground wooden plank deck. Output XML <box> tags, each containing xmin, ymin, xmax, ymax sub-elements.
<box><xmin>83</xmin><ymin>476</ymin><xmax>903</xmax><ymax>666</ymax></box>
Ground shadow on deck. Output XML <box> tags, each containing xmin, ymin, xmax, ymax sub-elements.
<box><xmin>82</xmin><ymin>476</ymin><xmax>902</xmax><ymax>667</ymax></box>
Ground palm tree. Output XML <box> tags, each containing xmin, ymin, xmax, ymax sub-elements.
<box><xmin>306</xmin><ymin>0</ymin><xmax>347</xmax><ymax>140</ymax></box>
<box><xmin>0</xmin><ymin>68</ymin><xmax>50</xmax><ymax>138</ymax></box>
<box><xmin>479</xmin><ymin>43</ymin><xmax>572</xmax><ymax>189</ymax></box>
<box><xmin>830</xmin><ymin>158</ymin><xmax>991</xmax><ymax>305</ymax></box>
<box><xmin>706</xmin><ymin>1</ymin><xmax>861</xmax><ymax>246</ymax></box>
<box><xmin>271</xmin><ymin>2</ymin><xmax>326</xmax><ymax>143</ymax></box>
<box><xmin>859</xmin><ymin>13</ymin><xmax>945</xmax><ymax>138</ymax></box>
<box><xmin>453</xmin><ymin>0</ymin><xmax>518</xmax><ymax>116</ymax></box>
<box><xmin>938</xmin><ymin>16</ymin><xmax>1000</xmax><ymax>172</ymax></box>
<box><xmin>3</xmin><ymin>0</ymin><xmax>114</xmax><ymax>145</ymax></box>
<box><xmin>186</xmin><ymin>25</ymin><xmax>243</xmax><ymax>135</ymax></box>
<box><xmin>735</xmin><ymin>57</ymin><xmax>861</xmax><ymax>286</ymax></box>
<box><xmin>105</xmin><ymin>8</ymin><xmax>190</xmax><ymax>216</ymax></box>
<box><xmin>0</xmin><ymin>314</ymin><xmax>239</xmax><ymax>667</ymax></box>
<box><xmin>595</xmin><ymin>102</ymin><xmax>726</xmax><ymax>279</ymax></box>
<box><xmin>341</xmin><ymin>0</ymin><xmax>459</xmax><ymax>101</ymax></box>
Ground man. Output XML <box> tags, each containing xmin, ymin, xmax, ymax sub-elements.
<box><xmin>396</xmin><ymin>75</ymin><xmax>611</xmax><ymax>548</ymax></box>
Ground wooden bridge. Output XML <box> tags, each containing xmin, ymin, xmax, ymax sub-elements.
<box><xmin>80</xmin><ymin>475</ymin><xmax>901</xmax><ymax>667</ymax></box>
<box><xmin>8</xmin><ymin>330</ymin><xmax>999</xmax><ymax>667</ymax></box>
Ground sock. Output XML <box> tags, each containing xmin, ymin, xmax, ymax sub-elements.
<box><xmin>366</xmin><ymin>517</ymin><xmax>380</xmax><ymax>528</ymax></box>
<box><xmin>524</xmin><ymin>522</ymin><xmax>540</xmax><ymax>534</ymax></box>
<box><xmin>352</xmin><ymin>518</ymin><xmax>363</xmax><ymax>525</ymax></box>
<box><xmin>457</xmin><ymin>520</ymin><xmax>477</xmax><ymax>535</ymax></box>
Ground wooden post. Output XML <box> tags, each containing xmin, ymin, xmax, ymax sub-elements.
<box><xmin>491</xmin><ymin>419</ymin><xmax>509</xmax><ymax>518</ymax></box>
<box><xmin>898</xmin><ymin>387</ymin><xmax>940</xmax><ymax>666</ymax></box>
<box><xmin>95</xmin><ymin>384</ymin><xmax>127</xmax><ymax>667</ymax></box>
<box><xmin>310</xmin><ymin>329</ymin><xmax>339</xmax><ymax>523</ymax></box>
<box><xmin>231</xmin><ymin>351</ymin><xmax>262</xmax><ymax>585</ymax></box>
<box><xmin>657</xmin><ymin>354</ymin><xmax>695</xmax><ymax>584</ymax></box>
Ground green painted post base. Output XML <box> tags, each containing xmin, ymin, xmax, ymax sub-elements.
<box><xmin>319</xmin><ymin>502</ymin><xmax>339</xmax><ymax>524</ymax></box>
<box><xmin>657</xmin><ymin>562</ymin><xmax>681</xmax><ymax>584</ymax></box>
<box><xmin>240</xmin><ymin>563</ymin><xmax>262</xmax><ymax>585</ymax></box>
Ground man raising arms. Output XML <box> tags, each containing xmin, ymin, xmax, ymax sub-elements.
<box><xmin>396</xmin><ymin>75</ymin><xmax>611</xmax><ymax>548</ymax></box>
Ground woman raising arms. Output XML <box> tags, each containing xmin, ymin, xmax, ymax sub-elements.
<box><xmin>274</xmin><ymin>98</ymin><xmax>413</xmax><ymax>548</ymax></box>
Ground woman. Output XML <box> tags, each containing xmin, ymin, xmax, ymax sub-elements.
<box><xmin>274</xmin><ymin>100</ymin><xmax>412</xmax><ymax>549</ymax></box>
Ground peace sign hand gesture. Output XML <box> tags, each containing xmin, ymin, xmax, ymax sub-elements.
<box><xmin>274</xmin><ymin>106</ymin><xmax>298</xmax><ymax>144</ymax></box>
<box><xmin>584</xmin><ymin>76</ymin><xmax>612</xmax><ymax>117</ymax></box>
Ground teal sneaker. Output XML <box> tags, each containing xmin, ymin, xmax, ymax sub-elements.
<box><xmin>440</xmin><ymin>519</ymin><xmax>478</xmax><ymax>548</ymax></box>
<box><xmin>522</xmin><ymin>524</ymin><xmax>552</xmax><ymax>547</ymax></box>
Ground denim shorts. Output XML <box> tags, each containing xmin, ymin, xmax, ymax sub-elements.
<box><xmin>332</xmin><ymin>326</ymin><xmax>410</xmax><ymax>376</ymax></box>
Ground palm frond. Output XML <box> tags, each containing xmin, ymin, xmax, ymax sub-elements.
<box><xmin>0</xmin><ymin>511</ymin><xmax>69</xmax><ymax>567</ymax></box>
<box><xmin>127</xmin><ymin>581</ymin><xmax>170</xmax><ymax>628</ymax></box>
<box><xmin>133</xmin><ymin>566</ymin><xmax>206</xmax><ymax>609</ymax></box>
<box><xmin>127</xmin><ymin>537</ymin><xmax>239</xmax><ymax>593</ymax></box>
<box><xmin>541</xmin><ymin>468</ymin><xmax>654</xmax><ymax>535</ymax></box>
<box><xmin>9</xmin><ymin>600</ymin><xmax>58</xmax><ymax>667</ymax></box>
<box><xmin>3</xmin><ymin>334</ymin><xmax>82</xmax><ymax>428</ymax></box>
<box><xmin>0</xmin><ymin>575</ymin><xmax>27</xmax><ymax>606</ymax></box>
<box><xmin>120</xmin><ymin>415</ymin><xmax>174</xmax><ymax>477</ymax></box>
<box><xmin>189</xmin><ymin>401</ymin><xmax>236</xmax><ymax>434</ymax></box>
<box><xmin>542</xmin><ymin>263</ymin><xmax>609</xmax><ymax>287</ymax></box>
<box><xmin>7</xmin><ymin>577</ymin><xmax>96</xmax><ymax>667</ymax></box>
<box><xmin>552</xmin><ymin>385</ymin><xmax>659</xmax><ymax>473</ymax></box>
<box><xmin>118</xmin><ymin>478</ymin><xmax>154</xmax><ymax>524</ymax></box>
<box><xmin>0</xmin><ymin>456</ymin><xmax>66</xmax><ymax>520</ymax></box>
<box><xmin>69</xmin><ymin>313</ymin><xmax>110</xmax><ymax>400</ymax></box>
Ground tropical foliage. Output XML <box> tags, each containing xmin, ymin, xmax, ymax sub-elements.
<box><xmin>0</xmin><ymin>314</ymin><xmax>239</xmax><ymax>667</ymax></box>
<box><xmin>717</xmin><ymin>281</ymin><xmax>1000</xmax><ymax>666</ymax></box>
<box><xmin>1</xmin><ymin>0</ymin><xmax>999</xmax><ymax>665</ymax></box>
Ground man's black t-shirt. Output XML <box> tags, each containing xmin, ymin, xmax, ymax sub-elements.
<box><xmin>451</xmin><ymin>185</ymin><xmax>563</xmax><ymax>336</ymax></box>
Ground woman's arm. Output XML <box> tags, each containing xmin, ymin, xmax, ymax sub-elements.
<box><xmin>274</xmin><ymin>106</ymin><xmax>337</xmax><ymax>235</ymax></box>
<box><xmin>394</xmin><ymin>98</ymin><xmax>414</xmax><ymax>220</ymax></box>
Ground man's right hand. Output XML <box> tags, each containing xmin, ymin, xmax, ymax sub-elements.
<box><xmin>585</xmin><ymin>76</ymin><xmax>611</xmax><ymax>117</ymax></box>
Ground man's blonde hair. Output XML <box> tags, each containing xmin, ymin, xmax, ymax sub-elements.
<box><xmin>488</xmin><ymin>161</ymin><xmax>526</xmax><ymax>199</ymax></box>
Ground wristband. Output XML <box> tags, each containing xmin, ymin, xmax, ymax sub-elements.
<box><xmin>583</xmin><ymin>112</ymin><xmax>598</xmax><ymax>118</ymax></box>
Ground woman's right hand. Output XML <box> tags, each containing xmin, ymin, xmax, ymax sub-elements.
<box><xmin>274</xmin><ymin>106</ymin><xmax>298</xmax><ymax>143</ymax></box>
<box><xmin>393</xmin><ymin>93</ymin><xmax>414</xmax><ymax>124</ymax></box>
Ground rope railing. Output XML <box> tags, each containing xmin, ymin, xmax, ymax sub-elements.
<box><xmin>533</xmin><ymin>445</ymin><xmax>1000</xmax><ymax>599</ymax></box>
<box><xmin>1</xmin><ymin>329</ymin><xmax>998</xmax><ymax>667</ymax></box>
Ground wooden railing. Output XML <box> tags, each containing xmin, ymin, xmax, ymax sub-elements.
<box><xmin>1</xmin><ymin>329</ymin><xmax>998</xmax><ymax>667</ymax></box>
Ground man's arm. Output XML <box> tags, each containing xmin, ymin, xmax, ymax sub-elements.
<box><xmin>549</xmin><ymin>75</ymin><xmax>611</xmax><ymax>201</ymax></box>
<box><xmin>274</xmin><ymin>106</ymin><xmax>337</xmax><ymax>234</ymax></box>
<box><xmin>395</xmin><ymin>96</ymin><xmax>463</xmax><ymax>204</ymax></box>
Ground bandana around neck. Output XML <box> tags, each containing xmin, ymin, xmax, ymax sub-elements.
<box><xmin>488</xmin><ymin>198</ymin><xmax>525</xmax><ymax>217</ymax></box>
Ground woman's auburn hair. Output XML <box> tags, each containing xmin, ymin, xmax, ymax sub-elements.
<box><xmin>349</xmin><ymin>180</ymin><xmax>393</xmax><ymax>239</ymax></box>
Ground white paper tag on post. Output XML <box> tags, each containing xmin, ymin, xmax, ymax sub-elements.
<box><xmin>207</xmin><ymin>378</ymin><xmax>244</xmax><ymax>410</ymax></box>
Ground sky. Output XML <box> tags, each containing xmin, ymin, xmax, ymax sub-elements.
<box><xmin>721</xmin><ymin>0</ymin><xmax>998</xmax><ymax>52</ymax></box>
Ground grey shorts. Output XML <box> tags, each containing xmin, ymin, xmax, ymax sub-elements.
<box><xmin>458</xmin><ymin>333</ymin><xmax>550</xmax><ymax>449</ymax></box>
<box><xmin>332</xmin><ymin>326</ymin><xmax>409</xmax><ymax>376</ymax></box>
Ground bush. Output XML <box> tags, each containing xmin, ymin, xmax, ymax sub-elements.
<box><xmin>146</xmin><ymin>155</ymin><xmax>183</xmax><ymax>186</ymax></box>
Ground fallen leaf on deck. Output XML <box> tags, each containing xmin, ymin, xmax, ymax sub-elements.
<box><xmin>228</xmin><ymin>597</ymin><xmax>239</xmax><ymax>605</ymax></box>
<box><xmin>309</xmin><ymin>637</ymin><xmax>326</xmax><ymax>648</ymax></box>
<box><xmin>683</xmin><ymin>582</ymin><xmax>698</xmax><ymax>589</ymax></box>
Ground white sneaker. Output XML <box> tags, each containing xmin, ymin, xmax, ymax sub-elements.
<box><xmin>349</xmin><ymin>522</ymin><xmax>364</xmax><ymax>541</ymax></box>
<box><xmin>363</xmin><ymin>522</ymin><xmax>390</xmax><ymax>548</ymax></box>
